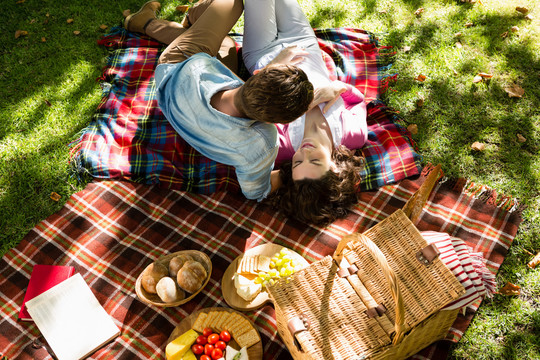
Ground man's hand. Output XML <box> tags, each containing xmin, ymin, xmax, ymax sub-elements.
<box><xmin>310</xmin><ymin>81</ymin><xmax>348</xmax><ymax>113</ymax></box>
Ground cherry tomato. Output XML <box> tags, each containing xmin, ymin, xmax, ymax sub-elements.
<box><xmin>219</xmin><ymin>330</ymin><xmax>231</xmax><ymax>342</ymax></box>
<box><xmin>196</xmin><ymin>335</ymin><xmax>208</xmax><ymax>345</ymax></box>
<box><xmin>204</xmin><ymin>344</ymin><xmax>215</xmax><ymax>356</ymax></box>
<box><xmin>215</xmin><ymin>340</ymin><xmax>227</xmax><ymax>350</ymax></box>
<box><xmin>211</xmin><ymin>348</ymin><xmax>223</xmax><ymax>360</ymax></box>
<box><xmin>207</xmin><ymin>333</ymin><xmax>220</xmax><ymax>345</ymax></box>
<box><xmin>200</xmin><ymin>356</ymin><xmax>211</xmax><ymax>360</ymax></box>
<box><xmin>202</xmin><ymin>328</ymin><xmax>214</xmax><ymax>337</ymax></box>
<box><xmin>191</xmin><ymin>344</ymin><xmax>204</xmax><ymax>355</ymax></box>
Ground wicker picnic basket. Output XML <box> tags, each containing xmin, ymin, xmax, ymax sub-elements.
<box><xmin>267</xmin><ymin>209</ymin><xmax>466</xmax><ymax>360</ymax></box>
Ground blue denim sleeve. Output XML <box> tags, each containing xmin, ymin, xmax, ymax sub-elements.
<box><xmin>235</xmin><ymin>145</ymin><xmax>278</xmax><ymax>201</ymax></box>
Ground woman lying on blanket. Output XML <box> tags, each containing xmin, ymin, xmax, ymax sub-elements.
<box><xmin>242</xmin><ymin>0</ymin><xmax>368</xmax><ymax>225</ymax></box>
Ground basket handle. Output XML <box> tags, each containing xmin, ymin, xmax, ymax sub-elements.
<box><xmin>333</xmin><ymin>233</ymin><xmax>406</xmax><ymax>345</ymax></box>
<box><xmin>402</xmin><ymin>164</ymin><xmax>442</xmax><ymax>223</ymax></box>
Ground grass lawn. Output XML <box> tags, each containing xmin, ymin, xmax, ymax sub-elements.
<box><xmin>1</xmin><ymin>0</ymin><xmax>539</xmax><ymax>359</ymax></box>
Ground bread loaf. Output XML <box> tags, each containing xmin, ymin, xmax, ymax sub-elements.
<box><xmin>177</xmin><ymin>260</ymin><xmax>207</xmax><ymax>293</ymax></box>
<box><xmin>141</xmin><ymin>261</ymin><xmax>168</xmax><ymax>294</ymax></box>
<box><xmin>169</xmin><ymin>254</ymin><xmax>194</xmax><ymax>277</ymax></box>
<box><xmin>156</xmin><ymin>276</ymin><xmax>185</xmax><ymax>303</ymax></box>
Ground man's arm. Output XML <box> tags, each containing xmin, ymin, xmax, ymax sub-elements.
<box><xmin>234</xmin><ymin>142</ymin><xmax>279</xmax><ymax>201</ymax></box>
<box><xmin>253</xmin><ymin>46</ymin><xmax>309</xmax><ymax>74</ymax></box>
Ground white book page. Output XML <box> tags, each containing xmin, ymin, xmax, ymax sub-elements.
<box><xmin>26</xmin><ymin>273</ymin><xmax>120</xmax><ymax>360</ymax></box>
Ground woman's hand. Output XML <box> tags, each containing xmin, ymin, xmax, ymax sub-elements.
<box><xmin>268</xmin><ymin>45</ymin><xmax>309</xmax><ymax>67</ymax></box>
<box><xmin>310</xmin><ymin>81</ymin><xmax>348</xmax><ymax>113</ymax></box>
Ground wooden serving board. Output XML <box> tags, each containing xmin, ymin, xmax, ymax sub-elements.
<box><xmin>168</xmin><ymin>307</ymin><xmax>262</xmax><ymax>360</ymax></box>
<box><xmin>221</xmin><ymin>243</ymin><xmax>309</xmax><ymax>311</ymax></box>
<box><xmin>135</xmin><ymin>250</ymin><xmax>212</xmax><ymax>307</ymax></box>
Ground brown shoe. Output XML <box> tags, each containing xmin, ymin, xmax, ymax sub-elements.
<box><xmin>124</xmin><ymin>1</ymin><xmax>161</xmax><ymax>34</ymax></box>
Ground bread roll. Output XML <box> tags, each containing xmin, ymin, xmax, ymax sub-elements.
<box><xmin>141</xmin><ymin>261</ymin><xmax>168</xmax><ymax>294</ymax></box>
<box><xmin>168</xmin><ymin>254</ymin><xmax>194</xmax><ymax>277</ymax></box>
<box><xmin>177</xmin><ymin>260</ymin><xmax>207</xmax><ymax>293</ymax></box>
<box><xmin>156</xmin><ymin>276</ymin><xmax>185</xmax><ymax>303</ymax></box>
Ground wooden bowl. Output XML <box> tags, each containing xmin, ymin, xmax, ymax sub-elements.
<box><xmin>135</xmin><ymin>250</ymin><xmax>212</xmax><ymax>307</ymax></box>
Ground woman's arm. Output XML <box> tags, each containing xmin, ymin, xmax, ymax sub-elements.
<box><xmin>270</xmin><ymin>170</ymin><xmax>283</xmax><ymax>193</ymax></box>
<box><xmin>309</xmin><ymin>80</ymin><xmax>349</xmax><ymax>113</ymax></box>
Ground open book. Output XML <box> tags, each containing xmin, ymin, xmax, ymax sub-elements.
<box><xmin>19</xmin><ymin>264</ymin><xmax>75</xmax><ymax>321</ymax></box>
<box><xmin>25</xmin><ymin>273</ymin><xmax>121</xmax><ymax>360</ymax></box>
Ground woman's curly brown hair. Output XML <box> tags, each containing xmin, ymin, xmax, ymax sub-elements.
<box><xmin>267</xmin><ymin>146</ymin><xmax>366</xmax><ymax>226</ymax></box>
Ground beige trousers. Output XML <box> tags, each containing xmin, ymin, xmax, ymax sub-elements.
<box><xmin>145</xmin><ymin>0</ymin><xmax>242</xmax><ymax>73</ymax></box>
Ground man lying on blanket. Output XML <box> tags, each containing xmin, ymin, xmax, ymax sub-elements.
<box><xmin>124</xmin><ymin>0</ymin><xmax>368</xmax><ymax>225</ymax></box>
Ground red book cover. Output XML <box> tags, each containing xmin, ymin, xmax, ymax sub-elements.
<box><xmin>19</xmin><ymin>264</ymin><xmax>76</xmax><ymax>321</ymax></box>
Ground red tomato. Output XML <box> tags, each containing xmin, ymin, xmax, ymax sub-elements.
<box><xmin>211</xmin><ymin>348</ymin><xmax>223</xmax><ymax>360</ymax></box>
<box><xmin>204</xmin><ymin>344</ymin><xmax>215</xmax><ymax>356</ymax></box>
<box><xmin>207</xmin><ymin>333</ymin><xmax>220</xmax><ymax>345</ymax></box>
<box><xmin>196</xmin><ymin>335</ymin><xmax>208</xmax><ymax>345</ymax></box>
<box><xmin>219</xmin><ymin>330</ymin><xmax>231</xmax><ymax>342</ymax></box>
<box><xmin>200</xmin><ymin>356</ymin><xmax>211</xmax><ymax>360</ymax></box>
<box><xmin>202</xmin><ymin>328</ymin><xmax>214</xmax><ymax>337</ymax></box>
<box><xmin>191</xmin><ymin>344</ymin><xmax>204</xmax><ymax>355</ymax></box>
<box><xmin>215</xmin><ymin>340</ymin><xmax>227</xmax><ymax>350</ymax></box>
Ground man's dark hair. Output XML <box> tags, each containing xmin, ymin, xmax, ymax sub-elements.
<box><xmin>238</xmin><ymin>64</ymin><xmax>314</xmax><ymax>124</ymax></box>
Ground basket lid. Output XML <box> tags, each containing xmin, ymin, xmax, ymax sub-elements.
<box><xmin>346</xmin><ymin>209</ymin><xmax>465</xmax><ymax>329</ymax></box>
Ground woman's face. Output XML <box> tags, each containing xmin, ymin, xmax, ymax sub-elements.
<box><xmin>292</xmin><ymin>139</ymin><xmax>335</xmax><ymax>180</ymax></box>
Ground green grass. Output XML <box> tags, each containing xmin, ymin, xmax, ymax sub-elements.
<box><xmin>1</xmin><ymin>0</ymin><xmax>539</xmax><ymax>358</ymax></box>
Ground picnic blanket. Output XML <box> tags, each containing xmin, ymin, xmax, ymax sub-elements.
<box><xmin>69</xmin><ymin>27</ymin><xmax>421</xmax><ymax>193</ymax></box>
<box><xmin>0</xmin><ymin>168</ymin><xmax>522</xmax><ymax>360</ymax></box>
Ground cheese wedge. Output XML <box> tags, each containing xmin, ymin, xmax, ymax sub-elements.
<box><xmin>236</xmin><ymin>282</ymin><xmax>262</xmax><ymax>302</ymax></box>
<box><xmin>225</xmin><ymin>345</ymin><xmax>239</xmax><ymax>360</ymax></box>
<box><xmin>234</xmin><ymin>273</ymin><xmax>255</xmax><ymax>288</ymax></box>
<box><xmin>234</xmin><ymin>273</ymin><xmax>262</xmax><ymax>301</ymax></box>
<box><xmin>165</xmin><ymin>329</ymin><xmax>198</xmax><ymax>360</ymax></box>
<box><xmin>237</xmin><ymin>347</ymin><xmax>249</xmax><ymax>360</ymax></box>
<box><xmin>180</xmin><ymin>350</ymin><xmax>197</xmax><ymax>360</ymax></box>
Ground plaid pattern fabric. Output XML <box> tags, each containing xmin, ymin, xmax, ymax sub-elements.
<box><xmin>314</xmin><ymin>28</ymin><xmax>395</xmax><ymax>103</ymax></box>
<box><xmin>0</xmin><ymin>170</ymin><xmax>522</xmax><ymax>360</ymax></box>
<box><xmin>70</xmin><ymin>27</ymin><xmax>421</xmax><ymax>193</ymax></box>
<box><xmin>359</xmin><ymin>100</ymin><xmax>422</xmax><ymax>190</ymax></box>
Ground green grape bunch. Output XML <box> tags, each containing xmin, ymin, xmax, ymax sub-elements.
<box><xmin>254</xmin><ymin>248</ymin><xmax>304</xmax><ymax>288</ymax></box>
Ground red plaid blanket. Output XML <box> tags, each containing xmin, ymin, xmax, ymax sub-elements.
<box><xmin>69</xmin><ymin>27</ymin><xmax>421</xmax><ymax>193</ymax></box>
<box><xmin>0</xmin><ymin>170</ymin><xmax>522</xmax><ymax>360</ymax></box>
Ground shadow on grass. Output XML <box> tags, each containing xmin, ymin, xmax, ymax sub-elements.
<box><xmin>310</xmin><ymin>4</ymin><xmax>349</xmax><ymax>28</ymax></box>
<box><xmin>499</xmin><ymin>310</ymin><xmax>540</xmax><ymax>360</ymax></box>
<box><xmin>405</xmin><ymin>76</ymin><xmax>538</xmax><ymax>197</ymax></box>
<box><xmin>0</xmin><ymin>0</ymin><xmax>197</xmax><ymax>255</ymax></box>
<box><xmin>382</xmin><ymin>10</ymin><xmax>539</xmax><ymax>198</ymax></box>
<box><xmin>0</xmin><ymin>0</ymin><xmax>131</xmax><ymax>253</ymax></box>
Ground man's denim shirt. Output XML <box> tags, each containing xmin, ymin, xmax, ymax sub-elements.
<box><xmin>154</xmin><ymin>53</ymin><xmax>278</xmax><ymax>201</ymax></box>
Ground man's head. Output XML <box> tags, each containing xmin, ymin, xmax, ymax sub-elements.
<box><xmin>237</xmin><ymin>64</ymin><xmax>314</xmax><ymax>124</ymax></box>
